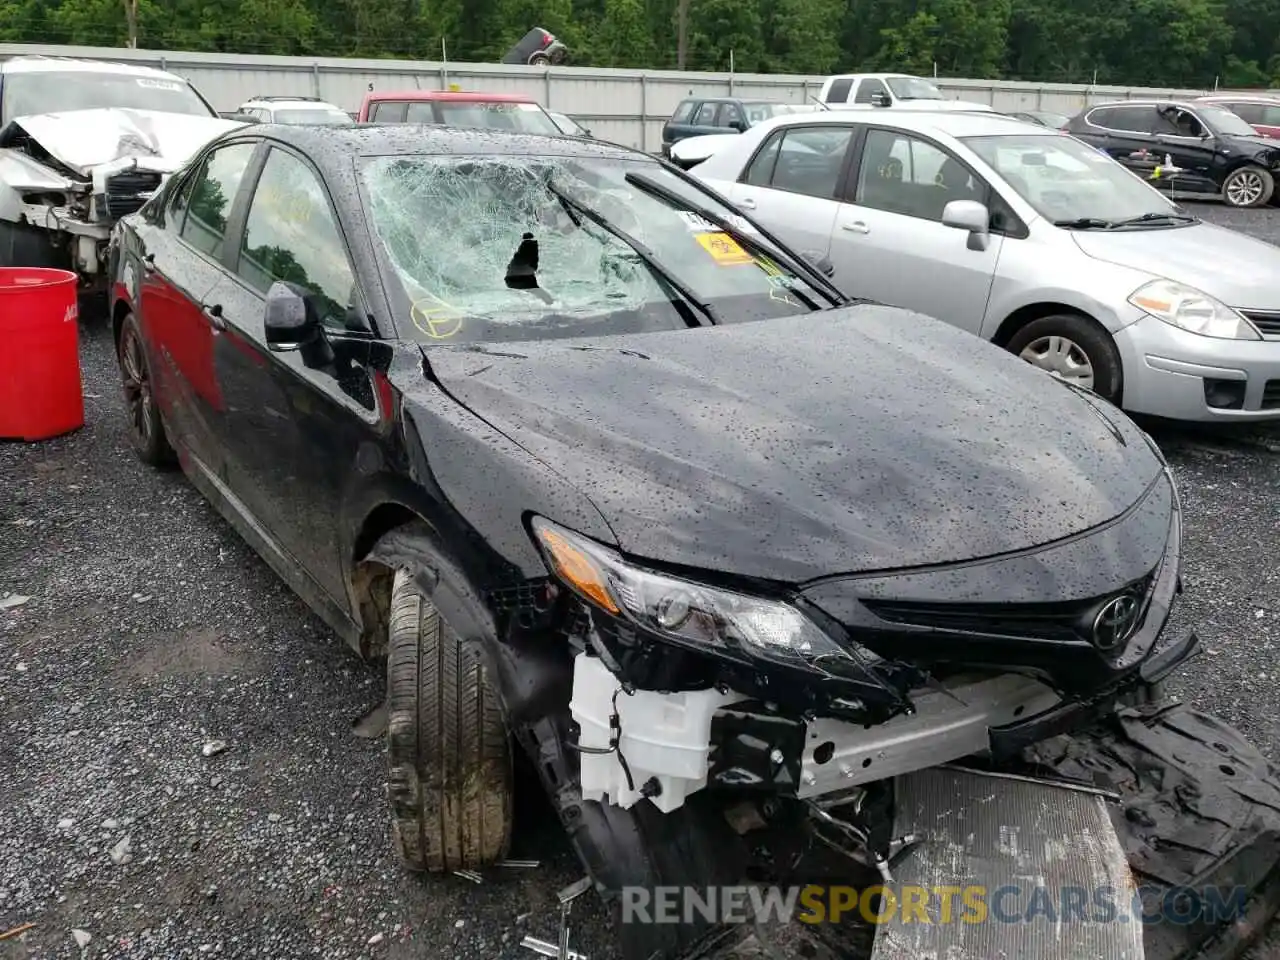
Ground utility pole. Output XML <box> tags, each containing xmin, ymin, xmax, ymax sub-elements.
<box><xmin>677</xmin><ymin>0</ymin><xmax>689</xmax><ymax>70</ymax></box>
<box><xmin>122</xmin><ymin>0</ymin><xmax>138</xmax><ymax>47</ymax></box>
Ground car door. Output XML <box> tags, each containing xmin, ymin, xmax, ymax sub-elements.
<box><xmin>686</xmin><ymin>101</ymin><xmax>724</xmax><ymax>139</ymax></box>
<box><xmin>1084</xmin><ymin>104</ymin><xmax>1163</xmax><ymax>170</ymax></box>
<box><xmin>1151</xmin><ymin>105</ymin><xmax>1220</xmax><ymax>192</ymax></box>
<box><xmin>209</xmin><ymin>143</ymin><xmax>384</xmax><ymax>605</ymax></box>
<box><xmin>853</xmin><ymin>78</ymin><xmax>890</xmax><ymax>107</ymax></box>
<box><xmin>718</xmin><ymin>102</ymin><xmax>747</xmax><ymax>133</ymax></box>
<box><xmin>134</xmin><ymin>139</ymin><xmax>257</xmax><ymax>482</ymax></box>
<box><xmin>830</xmin><ymin>127</ymin><xmax>1002</xmax><ymax>333</ymax></box>
<box><xmin>662</xmin><ymin>99</ymin><xmax>697</xmax><ymax>150</ymax></box>
<box><xmin>725</xmin><ymin>124</ymin><xmax>852</xmax><ymax>265</ymax></box>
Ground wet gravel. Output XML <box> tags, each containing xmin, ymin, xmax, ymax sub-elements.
<box><xmin>4</xmin><ymin>201</ymin><xmax>1280</xmax><ymax>959</ymax></box>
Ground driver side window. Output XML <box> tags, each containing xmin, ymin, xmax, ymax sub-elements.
<box><xmin>854</xmin><ymin>79</ymin><xmax>888</xmax><ymax>105</ymax></box>
<box><xmin>233</xmin><ymin>147</ymin><xmax>356</xmax><ymax>331</ymax></box>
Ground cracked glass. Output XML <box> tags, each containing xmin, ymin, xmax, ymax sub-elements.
<box><xmin>360</xmin><ymin>155</ymin><xmax>824</xmax><ymax>345</ymax></box>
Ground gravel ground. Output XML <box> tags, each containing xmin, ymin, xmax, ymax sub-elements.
<box><xmin>4</xmin><ymin>202</ymin><xmax>1280</xmax><ymax>960</ymax></box>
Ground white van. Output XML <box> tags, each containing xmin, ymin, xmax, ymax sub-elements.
<box><xmin>818</xmin><ymin>73</ymin><xmax>993</xmax><ymax>112</ymax></box>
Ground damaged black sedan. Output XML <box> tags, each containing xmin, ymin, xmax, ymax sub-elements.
<box><xmin>107</xmin><ymin>124</ymin><xmax>1280</xmax><ymax>960</ymax></box>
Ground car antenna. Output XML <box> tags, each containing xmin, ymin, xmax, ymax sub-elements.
<box><xmin>807</xmin><ymin>94</ymin><xmax>831</xmax><ymax>111</ymax></box>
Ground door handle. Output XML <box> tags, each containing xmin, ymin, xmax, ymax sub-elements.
<box><xmin>201</xmin><ymin>302</ymin><xmax>226</xmax><ymax>330</ymax></box>
<box><xmin>842</xmin><ymin>221</ymin><xmax>870</xmax><ymax>234</ymax></box>
<box><xmin>738</xmin><ymin>197</ymin><xmax>757</xmax><ymax>209</ymax></box>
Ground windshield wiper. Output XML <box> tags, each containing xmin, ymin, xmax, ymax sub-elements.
<box><xmin>1110</xmin><ymin>211</ymin><xmax>1198</xmax><ymax>227</ymax></box>
<box><xmin>623</xmin><ymin>170</ymin><xmax>842</xmax><ymax>310</ymax></box>
<box><xmin>1052</xmin><ymin>217</ymin><xmax>1117</xmax><ymax>230</ymax></box>
<box><xmin>544</xmin><ymin>180</ymin><xmax>721</xmax><ymax>327</ymax></box>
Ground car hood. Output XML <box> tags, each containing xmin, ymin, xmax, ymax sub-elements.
<box><xmin>424</xmin><ymin>305</ymin><xmax>1162</xmax><ymax>584</ymax></box>
<box><xmin>1071</xmin><ymin>221</ymin><xmax>1280</xmax><ymax>310</ymax></box>
<box><xmin>0</xmin><ymin>108</ymin><xmax>244</xmax><ymax>180</ymax></box>
<box><xmin>670</xmin><ymin>133</ymin><xmax>743</xmax><ymax>164</ymax></box>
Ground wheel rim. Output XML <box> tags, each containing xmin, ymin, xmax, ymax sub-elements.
<box><xmin>1018</xmin><ymin>334</ymin><xmax>1095</xmax><ymax>390</ymax></box>
<box><xmin>1226</xmin><ymin>171</ymin><xmax>1265</xmax><ymax>206</ymax></box>
<box><xmin>119</xmin><ymin>326</ymin><xmax>153</xmax><ymax>445</ymax></box>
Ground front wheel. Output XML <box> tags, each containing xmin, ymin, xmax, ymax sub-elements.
<box><xmin>385</xmin><ymin>567</ymin><xmax>513</xmax><ymax>872</ymax></box>
<box><xmin>529</xmin><ymin>52</ymin><xmax>550</xmax><ymax>66</ymax></box>
<box><xmin>1005</xmin><ymin>313</ymin><xmax>1123</xmax><ymax>404</ymax></box>
<box><xmin>1222</xmin><ymin>165</ymin><xmax>1274</xmax><ymax>208</ymax></box>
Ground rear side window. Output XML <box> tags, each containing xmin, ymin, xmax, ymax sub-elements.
<box><xmin>177</xmin><ymin>142</ymin><xmax>256</xmax><ymax>260</ymax></box>
<box><xmin>826</xmin><ymin>78</ymin><xmax>854</xmax><ymax>104</ymax></box>
<box><xmin>1088</xmin><ymin>105</ymin><xmax>1156</xmax><ymax>133</ymax></box>
<box><xmin>670</xmin><ymin>100</ymin><xmax>695</xmax><ymax>122</ymax></box>
<box><xmin>742</xmin><ymin>126</ymin><xmax>853</xmax><ymax>200</ymax></box>
<box><xmin>370</xmin><ymin>100</ymin><xmax>408</xmax><ymax>122</ymax></box>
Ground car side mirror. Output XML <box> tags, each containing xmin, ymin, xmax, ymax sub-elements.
<box><xmin>870</xmin><ymin>92</ymin><xmax>891</xmax><ymax>108</ymax></box>
<box><xmin>265</xmin><ymin>281</ymin><xmax>334</xmax><ymax>367</ymax></box>
<box><xmin>942</xmin><ymin>199</ymin><xmax>991</xmax><ymax>251</ymax></box>
<box><xmin>729</xmin><ymin>119</ymin><xmax>747</xmax><ymax>132</ymax></box>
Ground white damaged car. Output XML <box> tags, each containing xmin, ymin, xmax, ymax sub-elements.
<box><xmin>0</xmin><ymin>55</ymin><xmax>244</xmax><ymax>288</ymax></box>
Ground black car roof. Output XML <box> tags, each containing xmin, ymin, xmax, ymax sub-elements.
<box><xmin>226</xmin><ymin>122</ymin><xmax>647</xmax><ymax>167</ymax></box>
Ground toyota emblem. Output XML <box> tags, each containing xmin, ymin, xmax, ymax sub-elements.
<box><xmin>1093</xmin><ymin>594</ymin><xmax>1140</xmax><ymax>651</ymax></box>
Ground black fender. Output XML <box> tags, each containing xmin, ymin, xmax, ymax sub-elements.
<box><xmin>362</xmin><ymin>519</ymin><xmax>574</xmax><ymax>727</ymax></box>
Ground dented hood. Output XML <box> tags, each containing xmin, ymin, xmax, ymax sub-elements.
<box><xmin>423</xmin><ymin>305</ymin><xmax>1164</xmax><ymax>584</ymax></box>
<box><xmin>0</xmin><ymin>108</ymin><xmax>244</xmax><ymax>178</ymax></box>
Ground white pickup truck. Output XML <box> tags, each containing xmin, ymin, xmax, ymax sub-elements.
<box><xmin>0</xmin><ymin>55</ymin><xmax>243</xmax><ymax>290</ymax></box>
<box><xmin>818</xmin><ymin>72</ymin><xmax>994</xmax><ymax>112</ymax></box>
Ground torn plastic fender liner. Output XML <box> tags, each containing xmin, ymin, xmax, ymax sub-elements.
<box><xmin>363</xmin><ymin>520</ymin><xmax>573</xmax><ymax>725</ymax></box>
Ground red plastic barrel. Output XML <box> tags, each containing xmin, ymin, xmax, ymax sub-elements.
<box><xmin>0</xmin><ymin>268</ymin><xmax>84</xmax><ymax>442</ymax></box>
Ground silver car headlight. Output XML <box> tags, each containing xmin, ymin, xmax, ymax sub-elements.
<box><xmin>1128</xmin><ymin>279</ymin><xmax>1260</xmax><ymax>340</ymax></box>
<box><xmin>530</xmin><ymin>517</ymin><xmax>878</xmax><ymax>667</ymax></box>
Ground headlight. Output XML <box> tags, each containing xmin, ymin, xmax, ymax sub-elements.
<box><xmin>530</xmin><ymin>517</ymin><xmax>876</xmax><ymax>667</ymax></box>
<box><xmin>1128</xmin><ymin>279</ymin><xmax>1259</xmax><ymax>340</ymax></box>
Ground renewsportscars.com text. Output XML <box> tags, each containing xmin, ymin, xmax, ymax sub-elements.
<box><xmin>619</xmin><ymin>884</ymin><xmax>1249</xmax><ymax>926</ymax></box>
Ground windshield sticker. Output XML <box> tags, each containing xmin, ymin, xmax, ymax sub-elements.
<box><xmin>695</xmin><ymin>231</ymin><xmax>753</xmax><ymax>265</ymax></box>
<box><xmin>136</xmin><ymin>78</ymin><xmax>183</xmax><ymax>91</ymax></box>
<box><xmin>410</xmin><ymin>298</ymin><xmax>464</xmax><ymax>339</ymax></box>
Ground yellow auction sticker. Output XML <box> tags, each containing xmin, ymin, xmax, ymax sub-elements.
<box><xmin>410</xmin><ymin>299</ymin><xmax>464</xmax><ymax>339</ymax></box>
<box><xmin>695</xmin><ymin>231</ymin><xmax>754</xmax><ymax>265</ymax></box>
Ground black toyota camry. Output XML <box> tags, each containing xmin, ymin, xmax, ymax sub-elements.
<box><xmin>107</xmin><ymin>124</ymin><xmax>1203</xmax><ymax>959</ymax></box>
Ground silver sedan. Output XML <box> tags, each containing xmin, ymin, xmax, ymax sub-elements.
<box><xmin>684</xmin><ymin>110</ymin><xmax>1280</xmax><ymax>422</ymax></box>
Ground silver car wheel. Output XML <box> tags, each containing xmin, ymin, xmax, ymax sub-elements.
<box><xmin>1226</xmin><ymin>170</ymin><xmax>1265</xmax><ymax>206</ymax></box>
<box><xmin>1019</xmin><ymin>335</ymin><xmax>1095</xmax><ymax>390</ymax></box>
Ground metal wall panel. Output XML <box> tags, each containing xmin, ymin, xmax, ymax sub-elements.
<box><xmin>0</xmin><ymin>42</ymin><xmax>1216</xmax><ymax>152</ymax></box>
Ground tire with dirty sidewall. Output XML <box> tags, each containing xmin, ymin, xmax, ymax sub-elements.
<box><xmin>116</xmin><ymin>312</ymin><xmax>178</xmax><ymax>468</ymax></box>
<box><xmin>1006</xmin><ymin>313</ymin><xmax>1124</xmax><ymax>405</ymax></box>
<box><xmin>386</xmin><ymin>567</ymin><xmax>513</xmax><ymax>872</ymax></box>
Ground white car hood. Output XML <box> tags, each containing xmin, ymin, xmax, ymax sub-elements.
<box><xmin>669</xmin><ymin>133</ymin><xmax>743</xmax><ymax>165</ymax></box>
<box><xmin>1072</xmin><ymin>220</ymin><xmax>1280</xmax><ymax>311</ymax></box>
<box><xmin>0</xmin><ymin>107</ymin><xmax>244</xmax><ymax>179</ymax></box>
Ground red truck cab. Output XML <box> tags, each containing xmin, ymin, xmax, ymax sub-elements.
<box><xmin>356</xmin><ymin>89</ymin><xmax>563</xmax><ymax>135</ymax></box>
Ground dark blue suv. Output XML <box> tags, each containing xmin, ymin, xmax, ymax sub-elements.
<box><xmin>660</xmin><ymin>97</ymin><xmax>810</xmax><ymax>156</ymax></box>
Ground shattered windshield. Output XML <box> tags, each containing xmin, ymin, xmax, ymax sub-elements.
<box><xmin>360</xmin><ymin>155</ymin><xmax>825</xmax><ymax>345</ymax></box>
<box><xmin>1</xmin><ymin>71</ymin><xmax>217</xmax><ymax>121</ymax></box>
<box><xmin>435</xmin><ymin>102</ymin><xmax>562</xmax><ymax>136</ymax></box>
